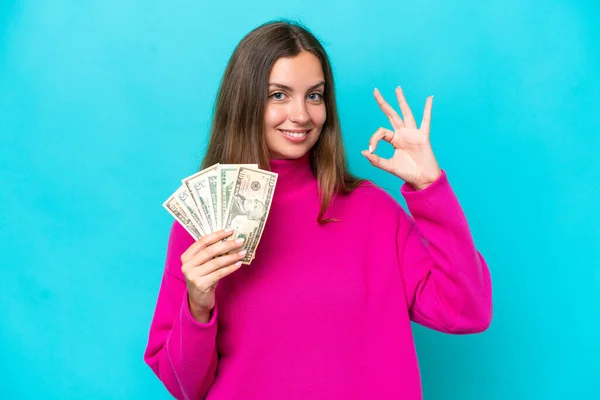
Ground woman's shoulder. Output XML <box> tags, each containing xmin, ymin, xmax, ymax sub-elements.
<box><xmin>326</xmin><ymin>179</ymin><xmax>412</xmax><ymax>234</ymax></box>
<box><xmin>354</xmin><ymin>180</ymin><xmax>400</xmax><ymax>201</ymax></box>
<box><xmin>343</xmin><ymin>180</ymin><xmax>405</xmax><ymax>215</ymax></box>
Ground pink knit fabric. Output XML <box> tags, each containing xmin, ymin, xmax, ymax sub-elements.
<box><xmin>144</xmin><ymin>154</ymin><xmax>492</xmax><ymax>399</ymax></box>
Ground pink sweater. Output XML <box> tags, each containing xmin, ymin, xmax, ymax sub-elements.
<box><xmin>144</xmin><ymin>155</ymin><xmax>493</xmax><ymax>399</ymax></box>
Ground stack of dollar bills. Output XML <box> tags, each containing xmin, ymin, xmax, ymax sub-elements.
<box><xmin>163</xmin><ymin>164</ymin><xmax>278</xmax><ymax>265</ymax></box>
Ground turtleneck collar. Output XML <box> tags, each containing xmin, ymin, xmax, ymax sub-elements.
<box><xmin>269</xmin><ymin>152</ymin><xmax>316</xmax><ymax>196</ymax></box>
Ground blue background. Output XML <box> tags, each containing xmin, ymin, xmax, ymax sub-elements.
<box><xmin>1</xmin><ymin>0</ymin><xmax>598</xmax><ymax>398</ymax></box>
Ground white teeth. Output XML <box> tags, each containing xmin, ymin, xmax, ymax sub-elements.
<box><xmin>280</xmin><ymin>130</ymin><xmax>309</xmax><ymax>138</ymax></box>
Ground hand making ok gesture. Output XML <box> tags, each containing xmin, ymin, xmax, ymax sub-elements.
<box><xmin>362</xmin><ymin>87</ymin><xmax>442</xmax><ymax>190</ymax></box>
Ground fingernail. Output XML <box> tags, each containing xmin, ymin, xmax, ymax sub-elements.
<box><xmin>368</xmin><ymin>145</ymin><xmax>373</xmax><ymax>153</ymax></box>
<box><xmin>235</xmin><ymin>238</ymin><xmax>245</xmax><ymax>244</ymax></box>
<box><xmin>235</xmin><ymin>261</ymin><xmax>243</xmax><ymax>267</ymax></box>
<box><xmin>225</xmin><ymin>227</ymin><xmax>233</xmax><ymax>233</ymax></box>
<box><xmin>238</xmin><ymin>250</ymin><xmax>247</xmax><ymax>257</ymax></box>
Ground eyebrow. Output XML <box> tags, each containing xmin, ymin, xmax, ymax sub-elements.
<box><xmin>268</xmin><ymin>81</ymin><xmax>325</xmax><ymax>91</ymax></box>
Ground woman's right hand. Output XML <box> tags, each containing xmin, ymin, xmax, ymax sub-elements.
<box><xmin>181</xmin><ymin>228</ymin><xmax>246</xmax><ymax>323</ymax></box>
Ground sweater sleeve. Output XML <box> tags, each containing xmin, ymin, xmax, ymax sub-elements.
<box><xmin>144</xmin><ymin>221</ymin><xmax>219</xmax><ymax>400</ymax></box>
<box><xmin>398</xmin><ymin>170</ymin><xmax>493</xmax><ymax>334</ymax></box>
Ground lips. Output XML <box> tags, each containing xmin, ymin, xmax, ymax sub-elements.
<box><xmin>278</xmin><ymin>129</ymin><xmax>310</xmax><ymax>142</ymax></box>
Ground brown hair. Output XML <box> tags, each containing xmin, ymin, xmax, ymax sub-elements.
<box><xmin>201</xmin><ymin>19</ymin><xmax>365</xmax><ymax>224</ymax></box>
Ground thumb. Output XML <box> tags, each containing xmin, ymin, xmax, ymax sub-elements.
<box><xmin>361</xmin><ymin>150</ymin><xmax>393</xmax><ymax>173</ymax></box>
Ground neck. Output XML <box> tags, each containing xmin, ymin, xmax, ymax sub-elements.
<box><xmin>269</xmin><ymin>153</ymin><xmax>316</xmax><ymax>196</ymax></box>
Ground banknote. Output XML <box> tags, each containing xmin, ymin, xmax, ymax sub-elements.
<box><xmin>223</xmin><ymin>167</ymin><xmax>277</xmax><ymax>264</ymax></box>
<box><xmin>163</xmin><ymin>163</ymin><xmax>276</xmax><ymax>262</ymax></box>
<box><xmin>173</xmin><ymin>185</ymin><xmax>206</xmax><ymax>236</ymax></box>
<box><xmin>182</xmin><ymin>164</ymin><xmax>219</xmax><ymax>234</ymax></box>
<box><xmin>162</xmin><ymin>194</ymin><xmax>202</xmax><ymax>240</ymax></box>
<box><xmin>216</xmin><ymin>164</ymin><xmax>258</xmax><ymax>231</ymax></box>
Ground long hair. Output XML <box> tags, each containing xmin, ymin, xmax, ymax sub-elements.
<box><xmin>201</xmin><ymin>20</ymin><xmax>365</xmax><ymax>224</ymax></box>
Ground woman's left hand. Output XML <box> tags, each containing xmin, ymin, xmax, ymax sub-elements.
<box><xmin>362</xmin><ymin>87</ymin><xmax>442</xmax><ymax>191</ymax></box>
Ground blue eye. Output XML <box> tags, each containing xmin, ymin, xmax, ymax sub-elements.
<box><xmin>308</xmin><ymin>93</ymin><xmax>323</xmax><ymax>101</ymax></box>
<box><xmin>270</xmin><ymin>92</ymin><xmax>285</xmax><ymax>100</ymax></box>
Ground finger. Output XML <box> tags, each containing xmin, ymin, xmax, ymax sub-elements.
<box><xmin>373</xmin><ymin>88</ymin><xmax>405</xmax><ymax>131</ymax></box>
<box><xmin>361</xmin><ymin>149</ymin><xmax>394</xmax><ymax>174</ymax></box>
<box><xmin>420</xmin><ymin>95</ymin><xmax>434</xmax><ymax>134</ymax></box>
<box><xmin>368</xmin><ymin>127</ymin><xmax>395</xmax><ymax>154</ymax></box>
<box><xmin>182</xmin><ymin>228</ymin><xmax>235</xmax><ymax>263</ymax></box>
<box><xmin>395</xmin><ymin>87</ymin><xmax>416</xmax><ymax>129</ymax></box>
<box><xmin>191</xmin><ymin>248</ymin><xmax>247</xmax><ymax>278</ymax></box>
<box><xmin>186</xmin><ymin>236</ymin><xmax>246</xmax><ymax>269</ymax></box>
<box><xmin>194</xmin><ymin>261</ymin><xmax>244</xmax><ymax>291</ymax></box>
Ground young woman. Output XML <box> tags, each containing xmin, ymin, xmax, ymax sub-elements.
<box><xmin>144</xmin><ymin>20</ymin><xmax>492</xmax><ymax>400</ymax></box>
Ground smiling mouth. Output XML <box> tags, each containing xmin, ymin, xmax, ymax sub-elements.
<box><xmin>278</xmin><ymin>129</ymin><xmax>310</xmax><ymax>139</ymax></box>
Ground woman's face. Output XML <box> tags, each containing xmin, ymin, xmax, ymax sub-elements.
<box><xmin>264</xmin><ymin>51</ymin><xmax>326</xmax><ymax>160</ymax></box>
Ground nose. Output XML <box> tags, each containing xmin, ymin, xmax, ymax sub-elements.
<box><xmin>289</xmin><ymin>98</ymin><xmax>310</xmax><ymax>125</ymax></box>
